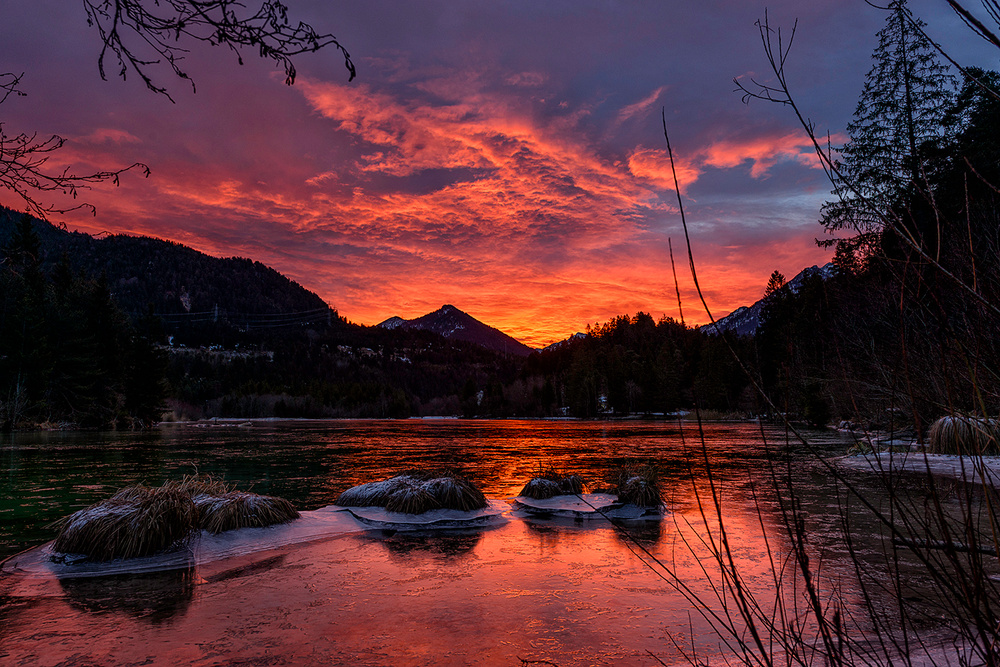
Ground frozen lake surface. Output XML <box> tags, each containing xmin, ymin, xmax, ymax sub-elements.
<box><xmin>0</xmin><ymin>420</ymin><xmax>974</xmax><ymax>665</ymax></box>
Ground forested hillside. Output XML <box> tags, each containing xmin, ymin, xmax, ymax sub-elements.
<box><xmin>0</xmin><ymin>209</ymin><xmax>331</xmax><ymax>319</ymax></box>
<box><xmin>0</xmin><ymin>216</ymin><xmax>164</xmax><ymax>429</ymax></box>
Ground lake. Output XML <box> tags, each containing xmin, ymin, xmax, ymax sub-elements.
<box><xmin>0</xmin><ymin>420</ymin><xmax>969</xmax><ymax>665</ymax></box>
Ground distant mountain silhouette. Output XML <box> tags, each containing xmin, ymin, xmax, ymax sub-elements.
<box><xmin>710</xmin><ymin>264</ymin><xmax>836</xmax><ymax>336</ymax></box>
<box><xmin>378</xmin><ymin>305</ymin><xmax>534</xmax><ymax>356</ymax></box>
<box><xmin>0</xmin><ymin>208</ymin><xmax>333</xmax><ymax>327</ymax></box>
<box><xmin>541</xmin><ymin>332</ymin><xmax>586</xmax><ymax>352</ymax></box>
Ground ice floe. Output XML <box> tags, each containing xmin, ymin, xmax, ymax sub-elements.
<box><xmin>838</xmin><ymin>450</ymin><xmax>1000</xmax><ymax>484</ymax></box>
<box><xmin>343</xmin><ymin>499</ymin><xmax>509</xmax><ymax>528</ymax></box>
<box><xmin>511</xmin><ymin>493</ymin><xmax>664</xmax><ymax>520</ymax></box>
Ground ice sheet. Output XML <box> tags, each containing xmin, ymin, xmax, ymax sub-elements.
<box><xmin>2</xmin><ymin>505</ymin><xmax>366</xmax><ymax>579</ymax></box>
<box><xmin>511</xmin><ymin>493</ymin><xmax>664</xmax><ymax>520</ymax></box>
<box><xmin>343</xmin><ymin>498</ymin><xmax>509</xmax><ymax>528</ymax></box>
<box><xmin>838</xmin><ymin>451</ymin><xmax>1000</xmax><ymax>484</ymax></box>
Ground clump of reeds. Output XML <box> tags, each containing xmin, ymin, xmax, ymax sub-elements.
<box><xmin>52</xmin><ymin>486</ymin><xmax>197</xmax><ymax>561</ymax></box>
<box><xmin>518</xmin><ymin>471</ymin><xmax>586</xmax><ymax>499</ymax></box>
<box><xmin>335</xmin><ymin>469</ymin><xmax>488</xmax><ymax>514</ymax></box>
<box><xmin>612</xmin><ymin>464</ymin><xmax>662</xmax><ymax>508</ymax></box>
<box><xmin>163</xmin><ymin>474</ymin><xmax>231</xmax><ymax>497</ymax></box>
<box><xmin>384</xmin><ymin>483</ymin><xmax>441</xmax><ymax>514</ymax></box>
<box><xmin>927</xmin><ymin>415</ymin><xmax>1000</xmax><ymax>455</ymax></box>
<box><xmin>333</xmin><ymin>478</ymin><xmax>400</xmax><ymax>507</ymax></box>
<box><xmin>195</xmin><ymin>491</ymin><xmax>300</xmax><ymax>533</ymax></box>
<box><xmin>519</xmin><ymin>477</ymin><xmax>562</xmax><ymax>499</ymax></box>
<box><xmin>51</xmin><ymin>474</ymin><xmax>301</xmax><ymax>560</ymax></box>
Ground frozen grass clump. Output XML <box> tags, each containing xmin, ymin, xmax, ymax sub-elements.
<box><xmin>519</xmin><ymin>477</ymin><xmax>562</xmax><ymax>499</ymax></box>
<box><xmin>334</xmin><ymin>478</ymin><xmax>405</xmax><ymax>507</ymax></box>
<box><xmin>52</xmin><ymin>486</ymin><xmax>197</xmax><ymax>561</ymax></box>
<box><xmin>612</xmin><ymin>464</ymin><xmax>662</xmax><ymax>508</ymax></box>
<box><xmin>423</xmin><ymin>474</ymin><xmax>488</xmax><ymax>511</ymax></box>
<box><xmin>51</xmin><ymin>474</ymin><xmax>300</xmax><ymax>560</ymax></box>
<box><xmin>518</xmin><ymin>471</ymin><xmax>586</xmax><ymax>499</ymax></box>
<box><xmin>384</xmin><ymin>483</ymin><xmax>441</xmax><ymax>514</ymax></box>
<box><xmin>195</xmin><ymin>491</ymin><xmax>300</xmax><ymax>534</ymax></box>
<box><xmin>163</xmin><ymin>474</ymin><xmax>230</xmax><ymax>497</ymax></box>
<box><xmin>928</xmin><ymin>415</ymin><xmax>1000</xmax><ymax>455</ymax></box>
<box><xmin>559</xmin><ymin>474</ymin><xmax>585</xmax><ymax>495</ymax></box>
<box><xmin>336</xmin><ymin>469</ymin><xmax>488</xmax><ymax>514</ymax></box>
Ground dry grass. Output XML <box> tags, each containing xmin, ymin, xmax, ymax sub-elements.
<box><xmin>384</xmin><ymin>483</ymin><xmax>442</xmax><ymax>513</ymax></box>
<box><xmin>194</xmin><ymin>491</ymin><xmax>300</xmax><ymax>533</ymax></box>
<box><xmin>51</xmin><ymin>474</ymin><xmax>300</xmax><ymax>559</ymax></box>
<box><xmin>560</xmin><ymin>474</ymin><xmax>585</xmax><ymax>494</ymax></box>
<box><xmin>612</xmin><ymin>464</ymin><xmax>662</xmax><ymax>508</ymax></box>
<box><xmin>420</xmin><ymin>475</ymin><xmax>488</xmax><ymax>511</ymax></box>
<box><xmin>334</xmin><ymin>478</ymin><xmax>405</xmax><ymax>507</ymax></box>
<box><xmin>337</xmin><ymin>469</ymin><xmax>488</xmax><ymax>513</ymax></box>
<box><xmin>52</xmin><ymin>486</ymin><xmax>197</xmax><ymax>561</ymax></box>
<box><xmin>519</xmin><ymin>477</ymin><xmax>563</xmax><ymax>499</ymax></box>
<box><xmin>519</xmin><ymin>472</ymin><xmax>586</xmax><ymax>499</ymax></box>
<box><xmin>928</xmin><ymin>415</ymin><xmax>1000</xmax><ymax>455</ymax></box>
<box><xmin>163</xmin><ymin>474</ymin><xmax>231</xmax><ymax>497</ymax></box>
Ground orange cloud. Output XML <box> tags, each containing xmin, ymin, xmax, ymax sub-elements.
<box><xmin>699</xmin><ymin>132</ymin><xmax>824</xmax><ymax>178</ymax></box>
<box><xmin>627</xmin><ymin>148</ymin><xmax>702</xmax><ymax>192</ymax></box>
<box><xmin>33</xmin><ymin>73</ymin><xmax>834</xmax><ymax>349</ymax></box>
<box><xmin>616</xmin><ymin>87</ymin><xmax>665</xmax><ymax>125</ymax></box>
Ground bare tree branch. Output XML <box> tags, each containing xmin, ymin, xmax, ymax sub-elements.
<box><xmin>1</xmin><ymin>1</ymin><xmax>354</xmax><ymax>217</ymax></box>
<box><xmin>0</xmin><ymin>72</ymin><xmax>150</xmax><ymax>218</ymax></box>
<box><xmin>945</xmin><ymin>0</ymin><xmax>1000</xmax><ymax>49</ymax></box>
<box><xmin>82</xmin><ymin>0</ymin><xmax>356</xmax><ymax>101</ymax></box>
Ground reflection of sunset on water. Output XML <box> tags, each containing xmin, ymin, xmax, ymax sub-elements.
<box><xmin>2</xmin><ymin>421</ymin><xmax>901</xmax><ymax>665</ymax></box>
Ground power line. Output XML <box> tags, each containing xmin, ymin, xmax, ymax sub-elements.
<box><xmin>153</xmin><ymin>306</ymin><xmax>335</xmax><ymax>329</ymax></box>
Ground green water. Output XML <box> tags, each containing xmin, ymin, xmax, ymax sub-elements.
<box><xmin>1</xmin><ymin>419</ymin><xmax>849</xmax><ymax>559</ymax></box>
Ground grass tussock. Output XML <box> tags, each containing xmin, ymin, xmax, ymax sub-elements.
<box><xmin>928</xmin><ymin>415</ymin><xmax>1000</xmax><ymax>455</ymax></box>
<box><xmin>195</xmin><ymin>491</ymin><xmax>300</xmax><ymax>533</ymax></box>
<box><xmin>518</xmin><ymin>471</ymin><xmax>586</xmax><ymax>499</ymax></box>
<box><xmin>52</xmin><ymin>486</ymin><xmax>197</xmax><ymax>561</ymax></box>
<box><xmin>612</xmin><ymin>463</ymin><xmax>662</xmax><ymax>508</ymax></box>
<box><xmin>51</xmin><ymin>474</ymin><xmax>300</xmax><ymax>560</ymax></box>
<box><xmin>336</xmin><ymin>469</ymin><xmax>488</xmax><ymax>513</ymax></box>
<box><xmin>384</xmin><ymin>483</ymin><xmax>441</xmax><ymax>514</ymax></box>
<box><xmin>163</xmin><ymin>474</ymin><xmax>231</xmax><ymax>497</ymax></box>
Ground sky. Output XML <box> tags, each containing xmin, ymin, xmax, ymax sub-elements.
<box><xmin>2</xmin><ymin>1</ymin><xmax>996</xmax><ymax>347</ymax></box>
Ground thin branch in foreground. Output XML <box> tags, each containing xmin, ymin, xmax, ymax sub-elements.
<box><xmin>82</xmin><ymin>0</ymin><xmax>356</xmax><ymax>101</ymax></box>
<box><xmin>0</xmin><ymin>73</ymin><xmax>149</xmax><ymax>217</ymax></box>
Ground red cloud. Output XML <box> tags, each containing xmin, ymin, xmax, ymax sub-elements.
<box><xmin>23</xmin><ymin>70</ymin><xmax>833</xmax><ymax>348</ymax></box>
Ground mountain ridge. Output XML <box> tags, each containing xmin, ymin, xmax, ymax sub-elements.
<box><xmin>709</xmin><ymin>263</ymin><xmax>836</xmax><ymax>336</ymax></box>
<box><xmin>0</xmin><ymin>208</ymin><xmax>332</xmax><ymax>321</ymax></box>
<box><xmin>378</xmin><ymin>304</ymin><xmax>535</xmax><ymax>356</ymax></box>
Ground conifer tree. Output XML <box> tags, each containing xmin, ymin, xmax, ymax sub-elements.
<box><xmin>820</xmin><ymin>0</ymin><xmax>956</xmax><ymax>254</ymax></box>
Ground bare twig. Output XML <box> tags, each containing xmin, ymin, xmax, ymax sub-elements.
<box><xmin>0</xmin><ymin>73</ymin><xmax>150</xmax><ymax>217</ymax></box>
<box><xmin>82</xmin><ymin>0</ymin><xmax>355</xmax><ymax>101</ymax></box>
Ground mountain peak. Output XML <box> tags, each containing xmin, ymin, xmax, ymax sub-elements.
<box><xmin>377</xmin><ymin>304</ymin><xmax>533</xmax><ymax>356</ymax></box>
<box><xmin>710</xmin><ymin>263</ymin><xmax>836</xmax><ymax>337</ymax></box>
<box><xmin>378</xmin><ymin>316</ymin><xmax>407</xmax><ymax>330</ymax></box>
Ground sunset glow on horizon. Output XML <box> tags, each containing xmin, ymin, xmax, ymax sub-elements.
<box><xmin>3</xmin><ymin>1</ymin><xmax>987</xmax><ymax>347</ymax></box>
